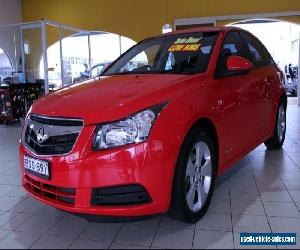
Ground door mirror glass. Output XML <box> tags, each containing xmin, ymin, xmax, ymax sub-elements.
<box><xmin>227</xmin><ymin>55</ymin><xmax>253</xmax><ymax>72</ymax></box>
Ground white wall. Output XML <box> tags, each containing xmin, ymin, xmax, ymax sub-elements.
<box><xmin>0</xmin><ymin>0</ymin><xmax>22</xmax><ymax>25</ymax></box>
<box><xmin>0</xmin><ymin>0</ymin><xmax>22</xmax><ymax>71</ymax></box>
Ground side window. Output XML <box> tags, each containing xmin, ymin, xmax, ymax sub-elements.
<box><xmin>260</xmin><ymin>43</ymin><xmax>275</xmax><ymax>66</ymax></box>
<box><xmin>216</xmin><ymin>32</ymin><xmax>245</xmax><ymax>76</ymax></box>
<box><xmin>240</xmin><ymin>32</ymin><xmax>268</xmax><ymax>68</ymax></box>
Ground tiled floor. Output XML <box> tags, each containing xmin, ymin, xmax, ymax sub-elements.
<box><xmin>0</xmin><ymin>99</ymin><xmax>299</xmax><ymax>249</ymax></box>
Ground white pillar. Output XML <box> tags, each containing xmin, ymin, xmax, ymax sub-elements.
<box><xmin>20</xmin><ymin>24</ymin><xmax>26</xmax><ymax>82</ymax></box>
<box><xmin>41</xmin><ymin>19</ymin><xmax>49</xmax><ymax>94</ymax></box>
<box><xmin>59</xmin><ymin>26</ymin><xmax>64</xmax><ymax>87</ymax></box>
<box><xmin>119</xmin><ymin>35</ymin><xmax>122</xmax><ymax>56</ymax></box>
<box><xmin>298</xmin><ymin>30</ymin><xmax>300</xmax><ymax>106</ymax></box>
<box><xmin>88</xmin><ymin>32</ymin><xmax>92</xmax><ymax>76</ymax></box>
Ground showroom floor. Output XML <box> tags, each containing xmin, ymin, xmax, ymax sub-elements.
<box><xmin>0</xmin><ymin>100</ymin><xmax>299</xmax><ymax>249</ymax></box>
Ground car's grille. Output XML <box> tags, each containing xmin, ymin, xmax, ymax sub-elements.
<box><xmin>24</xmin><ymin>174</ymin><xmax>76</xmax><ymax>206</ymax></box>
<box><xmin>23</xmin><ymin>115</ymin><xmax>83</xmax><ymax>155</ymax></box>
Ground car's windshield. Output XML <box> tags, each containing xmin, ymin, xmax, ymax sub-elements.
<box><xmin>103</xmin><ymin>32</ymin><xmax>219</xmax><ymax>76</ymax></box>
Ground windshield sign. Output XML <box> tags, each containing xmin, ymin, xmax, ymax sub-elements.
<box><xmin>103</xmin><ymin>32</ymin><xmax>219</xmax><ymax>76</ymax></box>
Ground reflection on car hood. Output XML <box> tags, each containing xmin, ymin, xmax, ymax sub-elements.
<box><xmin>31</xmin><ymin>74</ymin><xmax>203</xmax><ymax>125</ymax></box>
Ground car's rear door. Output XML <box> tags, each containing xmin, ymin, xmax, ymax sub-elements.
<box><xmin>239</xmin><ymin>31</ymin><xmax>277</xmax><ymax>137</ymax></box>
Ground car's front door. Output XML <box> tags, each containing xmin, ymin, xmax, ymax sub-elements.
<box><xmin>213</xmin><ymin>31</ymin><xmax>260</xmax><ymax>165</ymax></box>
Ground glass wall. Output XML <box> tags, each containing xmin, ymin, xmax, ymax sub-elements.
<box><xmin>0</xmin><ymin>24</ymin><xmax>23</xmax><ymax>83</ymax></box>
<box><xmin>22</xmin><ymin>25</ymin><xmax>44</xmax><ymax>84</ymax></box>
<box><xmin>0</xmin><ymin>20</ymin><xmax>137</xmax><ymax>93</ymax></box>
<box><xmin>44</xmin><ymin>24</ymin><xmax>61</xmax><ymax>91</ymax></box>
<box><xmin>0</xmin><ymin>48</ymin><xmax>13</xmax><ymax>82</ymax></box>
<box><xmin>61</xmin><ymin>30</ymin><xmax>90</xmax><ymax>86</ymax></box>
<box><xmin>42</xmin><ymin>30</ymin><xmax>136</xmax><ymax>88</ymax></box>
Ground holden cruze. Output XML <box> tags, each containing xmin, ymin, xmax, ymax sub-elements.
<box><xmin>19</xmin><ymin>27</ymin><xmax>286</xmax><ymax>222</ymax></box>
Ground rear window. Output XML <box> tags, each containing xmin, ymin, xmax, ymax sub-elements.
<box><xmin>240</xmin><ymin>32</ymin><xmax>271</xmax><ymax>67</ymax></box>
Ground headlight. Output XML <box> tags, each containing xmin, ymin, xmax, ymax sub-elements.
<box><xmin>93</xmin><ymin>102</ymin><xmax>167</xmax><ymax>150</ymax></box>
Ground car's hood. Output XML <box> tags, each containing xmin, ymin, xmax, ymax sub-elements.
<box><xmin>31</xmin><ymin>74</ymin><xmax>203</xmax><ymax>125</ymax></box>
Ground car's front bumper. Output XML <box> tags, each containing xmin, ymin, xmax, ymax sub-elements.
<box><xmin>19</xmin><ymin>137</ymin><xmax>173</xmax><ymax>216</ymax></box>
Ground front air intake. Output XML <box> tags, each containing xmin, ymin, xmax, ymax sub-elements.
<box><xmin>91</xmin><ymin>185</ymin><xmax>152</xmax><ymax>206</ymax></box>
<box><xmin>24</xmin><ymin>174</ymin><xmax>76</xmax><ymax>206</ymax></box>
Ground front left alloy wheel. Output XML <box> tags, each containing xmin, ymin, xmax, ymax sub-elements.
<box><xmin>171</xmin><ymin>127</ymin><xmax>217</xmax><ymax>222</ymax></box>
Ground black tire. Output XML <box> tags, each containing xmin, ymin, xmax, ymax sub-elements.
<box><xmin>264</xmin><ymin>100</ymin><xmax>286</xmax><ymax>150</ymax></box>
<box><xmin>170</xmin><ymin>127</ymin><xmax>217</xmax><ymax>223</ymax></box>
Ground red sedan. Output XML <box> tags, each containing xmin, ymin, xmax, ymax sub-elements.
<box><xmin>19</xmin><ymin>27</ymin><xmax>286</xmax><ymax>222</ymax></box>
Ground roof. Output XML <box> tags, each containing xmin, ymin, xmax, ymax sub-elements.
<box><xmin>156</xmin><ymin>26</ymin><xmax>241</xmax><ymax>38</ymax></box>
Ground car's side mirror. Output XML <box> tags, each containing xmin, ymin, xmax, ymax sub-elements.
<box><xmin>226</xmin><ymin>55</ymin><xmax>253</xmax><ymax>73</ymax></box>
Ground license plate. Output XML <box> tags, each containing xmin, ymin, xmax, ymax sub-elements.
<box><xmin>24</xmin><ymin>155</ymin><xmax>50</xmax><ymax>180</ymax></box>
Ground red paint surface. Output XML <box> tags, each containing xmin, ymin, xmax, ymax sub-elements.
<box><xmin>19</xmin><ymin>27</ymin><xmax>285</xmax><ymax>216</ymax></box>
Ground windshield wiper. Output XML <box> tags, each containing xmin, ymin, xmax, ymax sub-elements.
<box><xmin>104</xmin><ymin>69</ymin><xmax>187</xmax><ymax>76</ymax></box>
<box><xmin>155</xmin><ymin>69</ymin><xmax>184</xmax><ymax>74</ymax></box>
<box><xmin>104</xmin><ymin>71</ymin><xmax>135</xmax><ymax>76</ymax></box>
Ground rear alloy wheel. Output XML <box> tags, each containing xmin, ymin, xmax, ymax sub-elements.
<box><xmin>265</xmin><ymin>101</ymin><xmax>286</xmax><ymax>150</ymax></box>
<box><xmin>171</xmin><ymin>127</ymin><xmax>217</xmax><ymax>222</ymax></box>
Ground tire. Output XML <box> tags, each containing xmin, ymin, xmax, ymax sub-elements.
<box><xmin>264</xmin><ymin>101</ymin><xmax>286</xmax><ymax>150</ymax></box>
<box><xmin>170</xmin><ymin>127</ymin><xmax>217</xmax><ymax>223</ymax></box>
